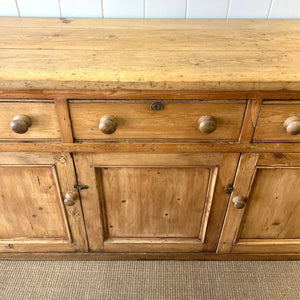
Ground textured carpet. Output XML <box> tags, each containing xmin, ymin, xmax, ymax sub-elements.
<box><xmin>0</xmin><ymin>260</ymin><xmax>299</xmax><ymax>300</ymax></box>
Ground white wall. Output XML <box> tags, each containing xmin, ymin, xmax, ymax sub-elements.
<box><xmin>0</xmin><ymin>0</ymin><xmax>300</xmax><ymax>19</ymax></box>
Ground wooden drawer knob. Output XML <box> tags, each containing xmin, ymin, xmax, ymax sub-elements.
<box><xmin>64</xmin><ymin>191</ymin><xmax>77</xmax><ymax>206</ymax></box>
<box><xmin>99</xmin><ymin>115</ymin><xmax>118</xmax><ymax>134</ymax></box>
<box><xmin>284</xmin><ymin>116</ymin><xmax>300</xmax><ymax>135</ymax></box>
<box><xmin>232</xmin><ymin>196</ymin><xmax>247</xmax><ymax>209</ymax></box>
<box><xmin>198</xmin><ymin>115</ymin><xmax>217</xmax><ymax>134</ymax></box>
<box><xmin>10</xmin><ymin>115</ymin><xmax>32</xmax><ymax>134</ymax></box>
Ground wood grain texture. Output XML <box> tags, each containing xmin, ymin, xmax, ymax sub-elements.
<box><xmin>100</xmin><ymin>167</ymin><xmax>211</xmax><ymax>238</ymax></box>
<box><xmin>1</xmin><ymin>142</ymin><xmax>300</xmax><ymax>153</ymax></box>
<box><xmin>0</xmin><ymin>152</ymin><xmax>87</xmax><ymax>252</ymax></box>
<box><xmin>53</xmin><ymin>153</ymin><xmax>88</xmax><ymax>252</ymax></box>
<box><xmin>73</xmin><ymin>153</ymin><xmax>105</xmax><ymax>252</ymax></box>
<box><xmin>217</xmin><ymin>153</ymin><xmax>259</xmax><ymax>253</ymax></box>
<box><xmin>240</xmin><ymin>168</ymin><xmax>300</xmax><ymax>239</ymax></box>
<box><xmin>1</xmin><ymin>89</ymin><xmax>300</xmax><ymax>101</ymax></box>
<box><xmin>0</xmin><ymin>152</ymin><xmax>54</xmax><ymax>165</ymax></box>
<box><xmin>1</xmin><ymin>18</ymin><xmax>300</xmax><ymax>91</ymax></box>
<box><xmin>0</xmin><ymin>252</ymin><xmax>299</xmax><ymax>260</ymax></box>
<box><xmin>257</xmin><ymin>153</ymin><xmax>300</xmax><ymax>166</ymax></box>
<box><xmin>0</xmin><ymin>166</ymin><xmax>68</xmax><ymax>239</ymax></box>
<box><xmin>0</xmin><ymin>102</ymin><xmax>60</xmax><ymax>140</ymax></box>
<box><xmin>219</xmin><ymin>153</ymin><xmax>300</xmax><ymax>254</ymax></box>
<box><xmin>69</xmin><ymin>101</ymin><xmax>246</xmax><ymax>141</ymax></box>
<box><xmin>75</xmin><ymin>152</ymin><xmax>239</xmax><ymax>253</ymax></box>
<box><xmin>232</xmin><ymin>240</ymin><xmax>300</xmax><ymax>254</ymax></box>
<box><xmin>54</xmin><ymin>99</ymin><xmax>73</xmax><ymax>143</ymax></box>
<box><xmin>202</xmin><ymin>153</ymin><xmax>240</xmax><ymax>252</ymax></box>
<box><xmin>254</xmin><ymin>102</ymin><xmax>300</xmax><ymax>142</ymax></box>
<box><xmin>238</xmin><ymin>99</ymin><xmax>262</xmax><ymax>143</ymax></box>
<box><xmin>92</xmin><ymin>153</ymin><xmax>222</xmax><ymax>166</ymax></box>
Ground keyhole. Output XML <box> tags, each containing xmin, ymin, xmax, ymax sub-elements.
<box><xmin>150</xmin><ymin>102</ymin><xmax>164</xmax><ymax>111</ymax></box>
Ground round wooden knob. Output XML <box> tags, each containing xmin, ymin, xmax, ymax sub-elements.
<box><xmin>99</xmin><ymin>115</ymin><xmax>118</xmax><ymax>134</ymax></box>
<box><xmin>10</xmin><ymin>115</ymin><xmax>32</xmax><ymax>134</ymax></box>
<box><xmin>232</xmin><ymin>196</ymin><xmax>247</xmax><ymax>209</ymax></box>
<box><xmin>283</xmin><ymin>116</ymin><xmax>300</xmax><ymax>135</ymax></box>
<box><xmin>64</xmin><ymin>191</ymin><xmax>77</xmax><ymax>206</ymax></box>
<box><xmin>198</xmin><ymin>116</ymin><xmax>217</xmax><ymax>134</ymax></box>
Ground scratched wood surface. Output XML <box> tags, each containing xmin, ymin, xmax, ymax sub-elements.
<box><xmin>219</xmin><ymin>153</ymin><xmax>300</xmax><ymax>254</ymax></box>
<box><xmin>0</xmin><ymin>18</ymin><xmax>300</xmax><ymax>91</ymax></box>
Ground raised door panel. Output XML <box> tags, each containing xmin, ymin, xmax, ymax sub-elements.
<box><xmin>100</xmin><ymin>166</ymin><xmax>213</xmax><ymax>238</ymax></box>
<box><xmin>0</xmin><ymin>166</ymin><xmax>68</xmax><ymax>239</ymax></box>
<box><xmin>0</xmin><ymin>152</ymin><xmax>88</xmax><ymax>252</ymax></box>
<box><xmin>74</xmin><ymin>152</ymin><xmax>240</xmax><ymax>253</ymax></box>
<box><xmin>218</xmin><ymin>153</ymin><xmax>300</xmax><ymax>254</ymax></box>
<box><xmin>239</xmin><ymin>168</ymin><xmax>300</xmax><ymax>240</ymax></box>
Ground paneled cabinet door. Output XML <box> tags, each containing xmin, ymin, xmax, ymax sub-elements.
<box><xmin>0</xmin><ymin>152</ymin><xmax>88</xmax><ymax>252</ymax></box>
<box><xmin>218</xmin><ymin>153</ymin><xmax>300</xmax><ymax>254</ymax></box>
<box><xmin>74</xmin><ymin>153</ymin><xmax>239</xmax><ymax>253</ymax></box>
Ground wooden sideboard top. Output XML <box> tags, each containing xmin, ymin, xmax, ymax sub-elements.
<box><xmin>0</xmin><ymin>18</ymin><xmax>300</xmax><ymax>91</ymax></box>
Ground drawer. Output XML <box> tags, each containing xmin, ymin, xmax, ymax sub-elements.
<box><xmin>253</xmin><ymin>102</ymin><xmax>300</xmax><ymax>142</ymax></box>
<box><xmin>69</xmin><ymin>100</ymin><xmax>246</xmax><ymax>141</ymax></box>
<box><xmin>0</xmin><ymin>101</ymin><xmax>60</xmax><ymax>140</ymax></box>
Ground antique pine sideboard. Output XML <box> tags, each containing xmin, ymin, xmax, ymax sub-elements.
<box><xmin>0</xmin><ymin>18</ymin><xmax>299</xmax><ymax>260</ymax></box>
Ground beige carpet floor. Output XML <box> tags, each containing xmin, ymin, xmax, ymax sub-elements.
<box><xmin>0</xmin><ymin>260</ymin><xmax>299</xmax><ymax>300</ymax></box>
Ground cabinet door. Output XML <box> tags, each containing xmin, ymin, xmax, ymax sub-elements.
<box><xmin>0</xmin><ymin>152</ymin><xmax>87</xmax><ymax>252</ymax></box>
<box><xmin>219</xmin><ymin>153</ymin><xmax>300</xmax><ymax>254</ymax></box>
<box><xmin>74</xmin><ymin>153</ymin><xmax>239</xmax><ymax>252</ymax></box>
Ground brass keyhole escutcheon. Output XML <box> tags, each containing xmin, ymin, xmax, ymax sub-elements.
<box><xmin>150</xmin><ymin>102</ymin><xmax>164</xmax><ymax>111</ymax></box>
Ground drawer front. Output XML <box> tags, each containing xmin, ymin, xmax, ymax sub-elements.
<box><xmin>69</xmin><ymin>100</ymin><xmax>246</xmax><ymax>141</ymax></box>
<box><xmin>0</xmin><ymin>101</ymin><xmax>60</xmax><ymax>140</ymax></box>
<box><xmin>253</xmin><ymin>102</ymin><xmax>300</xmax><ymax>142</ymax></box>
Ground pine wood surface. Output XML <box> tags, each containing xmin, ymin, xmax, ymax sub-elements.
<box><xmin>0</xmin><ymin>102</ymin><xmax>60</xmax><ymax>140</ymax></box>
<box><xmin>0</xmin><ymin>166</ymin><xmax>68</xmax><ymax>239</ymax></box>
<box><xmin>254</xmin><ymin>103</ymin><xmax>300</xmax><ymax>142</ymax></box>
<box><xmin>1</xmin><ymin>18</ymin><xmax>300</xmax><ymax>91</ymax></box>
<box><xmin>0</xmin><ymin>152</ymin><xmax>88</xmax><ymax>252</ymax></box>
<box><xmin>219</xmin><ymin>153</ymin><xmax>300</xmax><ymax>254</ymax></box>
<box><xmin>74</xmin><ymin>152</ymin><xmax>239</xmax><ymax>253</ymax></box>
<box><xmin>0</xmin><ymin>18</ymin><xmax>300</xmax><ymax>259</ymax></box>
<box><xmin>240</xmin><ymin>168</ymin><xmax>300</xmax><ymax>239</ymax></box>
<box><xmin>101</xmin><ymin>167</ymin><xmax>211</xmax><ymax>238</ymax></box>
<box><xmin>69</xmin><ymin>101</ymin><xmax>246</xmax><ymax>141</ymax></box>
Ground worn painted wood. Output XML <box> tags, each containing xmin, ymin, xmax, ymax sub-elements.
<box><xmin>0</xmin><ymin>18</ymin><xmax>300</xmax><ymax>91</ymax></box>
